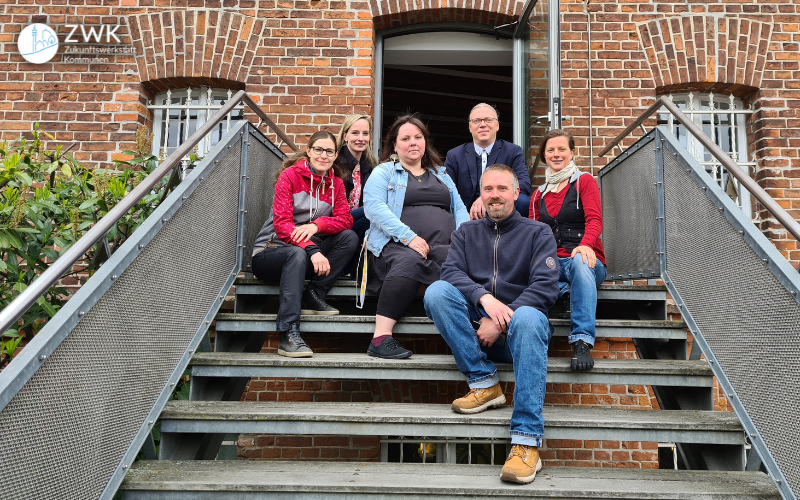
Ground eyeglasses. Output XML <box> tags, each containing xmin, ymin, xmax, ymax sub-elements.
<box><xmin>469</xmin><ymin>117</ymin><xmax>498</xmax><ymax>125</ymax></box>
<box><xmin>309</xmin><ymin>146</ymin><xmax>337</xmax><ymax>157</ymax></box>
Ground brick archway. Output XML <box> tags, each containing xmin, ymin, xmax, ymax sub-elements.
<box><xmin>371</xmin><ymin>0</ymin><xmax>525</xmax><ymax>31</ymax></box>
<box><xmin>127</xmin><ymin>11</ymin><xmax>265</xmax><ymax>92</ymax></box>
<box><xmin>637</xmin><ymin>15</ymin><xmax>772</xmax><ymax>94</ymax></box>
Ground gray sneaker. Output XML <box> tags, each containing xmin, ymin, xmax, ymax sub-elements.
<box><xmin>278</xmin><ymin>324</ymin><xmax>313</xmax><ymax>358</ymax></box>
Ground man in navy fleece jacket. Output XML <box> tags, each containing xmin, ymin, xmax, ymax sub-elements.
<box><xmin>424</xmin><ymin>163</ymin><xmax>558</xmax><ymax>485</ymax></box>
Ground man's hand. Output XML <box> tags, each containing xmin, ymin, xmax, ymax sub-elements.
<box><xmin>309</xmin><ymin>252</ymin><xmax>330</xmax><ymax>276</ymax></box>
<box><xmin>469</xmin><ymin>198</ymin><xmax>486</xmax><ymax>220</ymax></box>
<box><xmin>571</xmin><ymin>245</ymin><xmax>597</xmax><ymax>268</ymax></box>
<box><xmin>478</xmin><ymin>293</ymin><xmax>514</xmax><ymax>333</ymax></box>
<box><xmin>408</xmin><ymin>236</ymin><xmax>429</xmax><ymax>258</ymax></box>
<box><xmin>476</xmin><ymin>317</ymin><xmax>502</xmax><ymax>347</ymax></box>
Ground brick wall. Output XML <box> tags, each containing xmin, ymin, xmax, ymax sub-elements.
<box><xmin>559</xmin><ymin>0</ymin><xmax>800</xmax><ymax>264</ymax></box>
<box><xmin>0</xmin><ymin>0</ymin><xmax>793</xmax><ymax>469</ymax></box>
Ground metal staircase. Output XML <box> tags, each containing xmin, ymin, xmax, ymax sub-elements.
<box><xmin>0</xmin><ymin>93</ymin><xmax>796</xmax><ymax>499</ymax></box>
<box><xmin>116</xmin><ymin>278</ymin><xmax>776</xmax><ymax>499</ymax></box>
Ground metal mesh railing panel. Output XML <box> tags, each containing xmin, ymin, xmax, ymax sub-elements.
<box><xmin>599</xmin><ymin>140</ymin><xmax>660</xmax><ymax>278</ymax></box>
<box><xmin>241</xmin><ymin>133</ymin><xmax>283</xmax><ymax>272</ymax></box>
<box><xmin>0</xmin><ymin>141</ymin><xmax>242</xmax><ymax>499</ymax></box>
<box><xmin>663</xmin><ymin>152</ymin><xmax>800</xmax><ymax>494</ymax></box>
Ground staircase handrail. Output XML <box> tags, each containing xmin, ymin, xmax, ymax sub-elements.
<box><xmin>0</xmin><ymin>90</ymin><xmax>296</xmax><ymax>340</ymax></box>
<box><xmin>598</xmin><ymin>95</ymin><xmax>800</xmax><ymax>243</ymax></box>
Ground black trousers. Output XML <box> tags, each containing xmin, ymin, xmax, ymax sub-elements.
<box><xmin>252</xmin><ymin>230</ymin><xmax>358</xmax><ymax>331</ymax></box>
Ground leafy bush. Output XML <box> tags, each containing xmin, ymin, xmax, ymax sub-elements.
<box><xmin>0</xmin><ymin>125</ymin><xmax>166</xmax><ymax>369</ymax></box>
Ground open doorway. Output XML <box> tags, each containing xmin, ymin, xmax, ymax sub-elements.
<box><xmin>380</xmin><ymin>31</ymin><xmax>513</xmax><ymax>156</ymax></box>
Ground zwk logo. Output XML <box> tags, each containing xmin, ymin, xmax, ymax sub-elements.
<box><xmin>18</xmin><ymin>23</ymin><xmax>124</xmax><ymax>64</ymax></box>
<box><xmin>18</xmin><ymin>24</ymin><xmax>59</xmax><ymax>64</ymax></box>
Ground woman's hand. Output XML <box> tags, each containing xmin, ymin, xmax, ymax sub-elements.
<box><xmin>571</xmin><ymin>245</ymin><xmax>597</xmax><ymax>268</ymax></box>
<box><xmin>309</xmin><ymin>253</ymin><xmax>330</xmax><ymax>276</ymax></box>
<box><xmin>408</xmin><ymin>236</ymin><xmax>429</xmax><ymax>258</ymax></box>
<box><xmin>469</xmin><ymin>198</ymin><xmax>486</xmax><ymax>220</ymax></box>
<box><xmin>291</xmin><ymin>223</ymin><xmax>319</xmax><ymax>243</ymax></box>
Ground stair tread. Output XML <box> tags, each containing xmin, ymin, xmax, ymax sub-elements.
<box><xmin>234</xmin><ymin>277</ymin><xmax>667</xmax><ymax>292</ymax></box>
<box><xmin>214</xmin><ymin>314</ymin><xmax>686</xmax><ymax>338</ymax></box>
<box><xmin>216</xmin><ymin>313</ymin><xmax>684</xmax><ymax>329</ymax></box>
<box><xmin>121</xmin><ymin>461</ymin><xmax>779</xmax><ymax>498</ymax></box>
<box><xmin>160</xmin><ymin>401</ymin><xmax>741</xmax><ymax>431</ymax></box>
<box><xmin>191</xmin><ymin>352</ymin><xmax>711</xmax><ymax>376</ymax></box>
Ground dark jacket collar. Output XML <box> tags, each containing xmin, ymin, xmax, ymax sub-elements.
<box><xmin>466</xmin><ymin>140</ymin><xmax>505</xmax><ymax>190</ymax></box>
<box><xmin>483</xmin><ymin>209</ymin><xmax>521</xmax><ymax>233</ymax></box>
<box><xmin>338</xmin><ymin>146</ymin><xmax>373</xmax><ymax>171</ymax></box>
<box><xmin>338</xmin><ymin>146</ymin><xmax>360</xmax><ymax>170</ymax></box>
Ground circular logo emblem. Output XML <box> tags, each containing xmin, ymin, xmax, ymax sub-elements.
<box><xmin>546</xmin><ymin>257</ymin><xmax>556</xmax><ymax>269</ymax></box>
<box><xmin>18</xmin><ymin>24</ymin><xmax>59</xmax><ymax>64</ymax></box>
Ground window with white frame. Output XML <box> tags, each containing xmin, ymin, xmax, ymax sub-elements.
<box><xmin>657</xmin><ymin>92</ymin><xmax>755</xmax><ymax>216</ymax></box>
<box><xmin>148</xmin><ymin>87</ymin><xmax>245</xmax><ymax>159</ymax></box>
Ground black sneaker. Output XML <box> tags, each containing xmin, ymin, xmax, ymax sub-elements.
<box><xmin>557</xmin><ymin>293</ymin><xmax>571</xmax><ymax>319</ymax></box>
<box><xmin>301</xmin><ymin>288</ymin><xmax>339</xmax><ymax>315</ymax></box>
<box><xmin>570</xmin><ymin>340</ymin><xmax>594</xmax><ymax>371</ymax></box>
<box><xmin>278</xmin><ymin>324</ymin><xmax>313</xmax><ymax>358</ymax></box>
<box><xmin>367</xmin><ymin>336</ymin><xmax>412</xmax><ymax>359</ymax></box>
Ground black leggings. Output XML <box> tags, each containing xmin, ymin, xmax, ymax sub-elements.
<box><xmin>376</xmin><ymin>275</ymin><xmax>420</xmax><ymax>321</ymax></box>
<box><xmin>252</xmin><ymin>230</ymin><xmax>358</xmax><ymax>331</ymax></box>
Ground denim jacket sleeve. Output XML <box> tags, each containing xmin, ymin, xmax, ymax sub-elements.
<box><xmin>363</xmin><ymin>162</ymin><xmax>417</xmax><ymax>245</ymax></box>
<box><xmin>437</xmin><ymin>167</ymin><xmax>469</xmax><ymax>228</ymax></box>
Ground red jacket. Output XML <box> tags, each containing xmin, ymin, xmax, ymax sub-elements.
<box><xmin>253</xmin><ymin>159</ymin><xmax>353</xmax><ymax>252</ymax></box>
<box><xmin>530</xmin><ymin>173</ymin><xmax>606</xmax><ymax>265</ymax></box>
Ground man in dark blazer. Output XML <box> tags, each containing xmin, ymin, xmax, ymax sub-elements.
<box><xmin>444</xmin><ymin>103</ymin><xmax>532</xmax><ymax>219</ymax></box>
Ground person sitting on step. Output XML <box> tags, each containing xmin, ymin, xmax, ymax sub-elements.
<box><xmin>444</xmin><ymin>103</ymin><xmax>532</xmax><ymax>220</ymax></box>
<box><xmin>335</xmin><ymin>113</ymin><xmax>376</xmax><ymax>247</ymax></box>
<box><xmin>530</xmin><ymin>129</ymin><xmax>607</xmax><ymax>371</ymax></box>
<box><xmin>251</xmin><ymin>130</ymin><xmax>358</xmax><ymax>358</ymax></box>
<box><xmin>424</xmin><ymin>163</ymin><xmax>558</xmax><ymax>484</ymax></box>
<box><xmin>362</xmin><ymin>115</ymin><xmax>469</xmax><ymax>359</ymax></box>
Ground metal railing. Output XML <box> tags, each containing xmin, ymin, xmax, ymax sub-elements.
<box><xmin>0</xmin><ymin>92</ymin><xmax>292</xmax><ymax>499</ymax></box>
<box><xmin>599</xmin><ymin>95</ymin><xmax>800</xmax><ymax>243</ymax></box>
<box><xmin>598</xmin><ymin>100</ymin><xmax>800</xmax><ymax>500</ymax></box>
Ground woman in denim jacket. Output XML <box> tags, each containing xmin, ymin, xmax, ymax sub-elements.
<box><xmin>362</xmin><ymin>115</ymin><xmax>469</xmax><ymax>359</ymax></box>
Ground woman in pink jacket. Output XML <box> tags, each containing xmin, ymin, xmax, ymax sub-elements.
<box><xmin>251</xmin><ymin>131</ymin><xmax>357</xmax><ymax>357</ymax></box>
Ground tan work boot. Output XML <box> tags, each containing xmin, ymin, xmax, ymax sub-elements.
<box><xmin>451</xmin><ymin>383</ymin><xmax>506</xmax><ymax>414</ymax></box>
<box><xmin>500</xmin><ymin>444</ymin><xmax>542</xmax><ymax>484</ymax></box>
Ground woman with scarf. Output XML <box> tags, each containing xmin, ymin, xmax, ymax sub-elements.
<box><xmin>251</xmin><ymin>131</ymin><xmax>358</xmax><ymax>358</ymax></box>
<box><xmin>530</xmin><ymin>129</ymin><xmax>606</xmax><ymax>371</ymax></box>
<box><xmin>336</xmin><ymin>114</ymin><xmax>376</xmax><ymax>245</ymax></box>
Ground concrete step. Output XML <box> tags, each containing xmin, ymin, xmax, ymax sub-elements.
<box><xmin>215</xmin><ymin>314</ymin><xmax>687</xmax><ymax>339</ymax></box>
<box><xmin>159</xmin><ymin>401</ymin><xmax>743</xmax><ymax>445</ymax></box>
<box><xmin>234</xmin><ymin>278</ymin><xmax>668</xmax><ymax>301</ymax></box>
<box><xmin>190</xmin><ymin>352</ymin><xmax>713</xmax><ymax>387</ymax></box>
<box><xmin>120</xmin><ymin>461</ymin><xmax>780</xmax><ymax>499</ymax></box>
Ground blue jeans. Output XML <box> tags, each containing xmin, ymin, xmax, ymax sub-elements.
<box><xmin>558</xmin><ymin>255</ymin><xmax>607</xmax><ymax>346</ymax></box>
<box><xmin>424</xmin><ymin>280</ymin><xmax>551</xmax><ymax>447</ymax></box>
<box><xmin>350</xmin><ymin>206</ymin><xmax>370</xmax><ymax>244</ymax></box>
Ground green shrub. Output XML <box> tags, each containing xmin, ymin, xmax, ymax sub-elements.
<box><xmin>0</xmin><ymin>124</ymin><xmax>167</xmax><ymax>369</ymax></box>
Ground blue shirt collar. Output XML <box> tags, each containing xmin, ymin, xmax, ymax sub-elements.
<box><xmin>473</xmin><ymin>141</ymin><xmax>495</xmax><ymax>156</ymax></box>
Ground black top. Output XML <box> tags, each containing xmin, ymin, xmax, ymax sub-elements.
<box><xmin>538</xmin><ymin>180</ymin><xmax>586</xmax><ymax>253</ymax></box>
<box><xmin>337</xmin><ymin>146</ymin><xmax>373</xmax><ymax>207</ymax></box>
<box><xmin>367</xmin><ymin>169</ymin><xmax>454</xmax><ymax>291</ymax></box>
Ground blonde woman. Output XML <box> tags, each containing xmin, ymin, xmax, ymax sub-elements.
<box><xmin>336</xmin><ymin>114</ymin><xmax>377</xmax><ymax>243</ymax></box>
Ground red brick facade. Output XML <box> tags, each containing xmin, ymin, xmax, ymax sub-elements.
<box><xmin>1</xmin><ymin>0</ymin><xmax>797</xmax><ymax>469</ymax></box>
